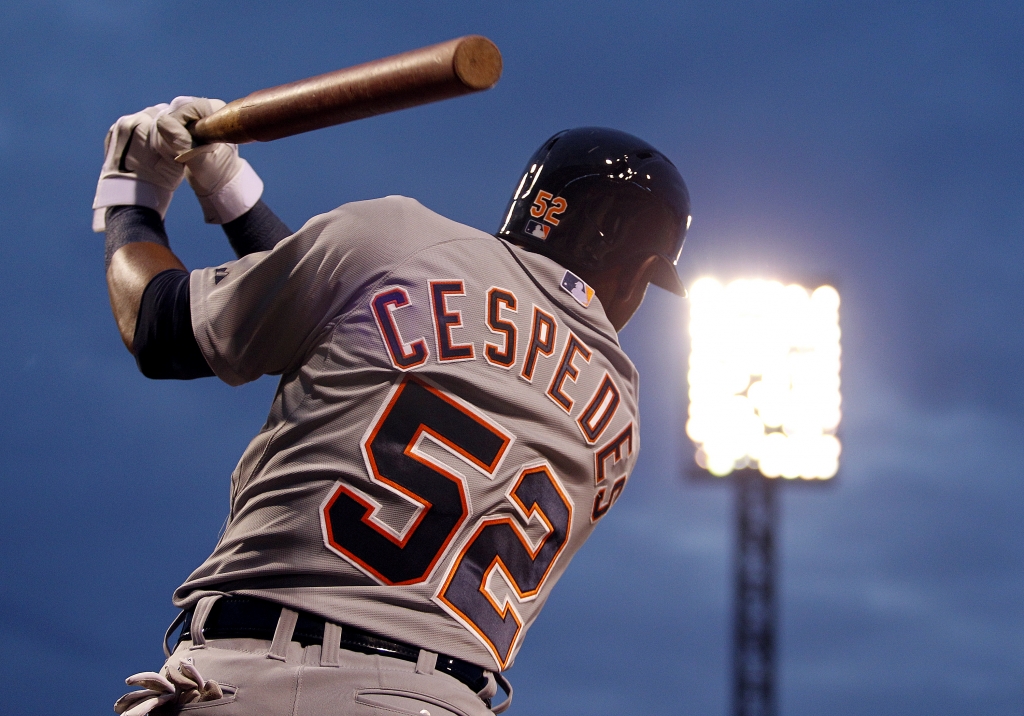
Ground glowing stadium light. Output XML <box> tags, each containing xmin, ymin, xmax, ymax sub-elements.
<box><xmin>687</xmin><ymin>278</ymin><xmax>841</xmax><ymax>479</ymax></box>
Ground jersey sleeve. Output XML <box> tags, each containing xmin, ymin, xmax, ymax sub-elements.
<box><xmin>189</xmin><ymin>197</ymin><xmax>420</xmax><ymax>386</ymax></box>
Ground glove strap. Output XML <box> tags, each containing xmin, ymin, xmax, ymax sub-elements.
<box><xmin>92</xmin><ymin>176</ymin><xmax>173</xmax><ymax>232</ymax></box>
<box><xmin>196</xmin><ymin>160</ymin><xmax>264</xmax><ymax>225</ymax></box>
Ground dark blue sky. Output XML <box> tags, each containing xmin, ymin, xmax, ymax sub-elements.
<box><xmin>2</xmin><ymin>2</ymin><xmax>1023</xmax><ymax>714</ymax></box>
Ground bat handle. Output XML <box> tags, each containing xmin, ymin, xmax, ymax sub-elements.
<box><xmin>175</xmin><ymin>134</ymin><xmax>218</xmax><ymax>162</ymax></box>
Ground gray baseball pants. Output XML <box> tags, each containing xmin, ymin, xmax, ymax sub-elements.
<box><xmin>157</xmin><ymin>596</ymin><xmax>505</xmax><ymax>716</ymax></box>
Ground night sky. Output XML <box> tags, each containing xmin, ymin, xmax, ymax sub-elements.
<box><xmin>2</xmin><ymin>2</ymin><xmax>1023</xmax><ymax>714</ymax></box>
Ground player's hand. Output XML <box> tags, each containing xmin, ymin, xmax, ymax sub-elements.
<box><xmin>153</xmin><ymin>96</ymin><xmax>264</xmax><ymax>225</ymax></box>
<box><xmin>92</xmin><ymin>104</ymin><xmax>187</xmax><ymax>232</ymax></box>
<box><xmin>113</xmin><ymin>661</ymin><xmax>223</xmax><ymax>716</ymax></box>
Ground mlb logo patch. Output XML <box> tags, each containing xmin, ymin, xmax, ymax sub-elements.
<box><xmin>560</xmin><ymin>270</ymin><xmax>595</xmax><ymax>308</ymax></box>
<box><xmin>524</xmin><ymin>220</ymin><xmax>550</xmax><ymax>240</ymax></box>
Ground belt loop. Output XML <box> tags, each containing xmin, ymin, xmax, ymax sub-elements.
<box><xmin>320</xmin><ymin>622</ymin><xmax>342</xmax><ymax>667</ymax></box>
<box><xmin>491</xmin><ymin>673</ymin><xmax>514</xmax><ymax>714</ymax></box>
<box><xmin>415</xmin><ymin>649</ymin><xmax>437</xmax><ymax>675</ymax></box>
<box><xmin>267</xmin><ymin>607</ymin><xmax>299</xmax><ymax>662</ymax></box>
<box><xmin>188</xmin><ymin>595</ymin><xmax>222</xmax><ymax>650</ymax></box>
<box><xmin>162</xmin><ymin>610</ymin><xmax>186</xmax><ymax>658</ymax></box>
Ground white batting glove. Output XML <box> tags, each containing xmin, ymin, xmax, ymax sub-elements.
<box><xmin>153</xmin><ymin>96</ymin><xmax>263</xmax><ymax>224</ymax></box>
<box><xmin>114</xmin><ymin>661</ymin><xmax>223</xmax><ymax>716</ymax></box>
<box><xmin>112</xmin><ymin>671</ymin><xmax>175</xmax><ymax>716</ymax></box>
<box><xmin>92</xmin><ymin>104</ymin><xmax>187</xmax><ymax>232</ymax></box>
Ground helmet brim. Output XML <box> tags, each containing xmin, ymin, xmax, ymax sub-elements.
<box><xmin>649</xmin><ymin>255</ymin><xmax>687</xmax><ymax>297</ymax></box>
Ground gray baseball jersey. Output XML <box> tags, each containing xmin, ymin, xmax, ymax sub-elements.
<box><xmin>175</xmin><ymin>196</ymin><xmax>640</xmax><ymax>671</ymax></box>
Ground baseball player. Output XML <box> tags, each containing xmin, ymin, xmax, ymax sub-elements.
<box><xmin>94</xmin><ymin>97</ymin><xmax>690</xmax><ymax>716</ymax></box>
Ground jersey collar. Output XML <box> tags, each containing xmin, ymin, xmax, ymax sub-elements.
<box><xmin>497</xmin><ymin>239</ymin><xmax>620</xmax><ymax>346</ymax></box>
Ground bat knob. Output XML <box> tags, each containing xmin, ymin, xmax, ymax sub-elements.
<box><xmin>175</xmin><ymin>144</ymin><xmax>218</xmax><ymax>163</ymax></box>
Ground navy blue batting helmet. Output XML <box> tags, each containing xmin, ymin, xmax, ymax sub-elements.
<box><xmin>497</xmin><ymin>127</ymin><xmax>690</xmax><ymax>295</ymax></box>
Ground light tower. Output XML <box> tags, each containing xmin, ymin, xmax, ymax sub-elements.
<box><xmin>686</xmin><ymin>278</ymin><xmax>841</xmax><ymax>716</ymax></box>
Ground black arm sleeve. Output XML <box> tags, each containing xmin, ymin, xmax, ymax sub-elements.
<box><xmin>106</xmin><ymin>202</ymin><xmax>288</xmax><ymax>380</ymax></box>
<box><xmin>133</xmin><ymin>269</ymin><xmax>215</xmax><ymax>380</ymax></box>
<box><xmin>221</xmin><ymin>199</ymin><xmax>292</xmax><ymax>257</ymax></box>
<box><xmin>104</xmin><ymin>205</ymin><xmax>169</xmax><ymax>270</ymax></box>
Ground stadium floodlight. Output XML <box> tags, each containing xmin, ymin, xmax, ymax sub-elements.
<box><xmin>686</xmin><ymin>277</ymin><xmax>841</xmax><ymax>480</ymax></box>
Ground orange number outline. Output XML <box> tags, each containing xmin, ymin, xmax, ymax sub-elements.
<box><xmin>530</xmin><ymin>191</ymin><xmax>553</xmax><ymax>218</ymax></box>
<box><xmin>544</xmin><ymin>197</ymin><xmax>568</xmax><ymax>226</ymax></box>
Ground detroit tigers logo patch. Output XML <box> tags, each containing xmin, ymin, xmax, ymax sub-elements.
<box><xmin>560</xmin><ymin>270</ymin><xmax>595</xmax><ymax>308</ymax></box>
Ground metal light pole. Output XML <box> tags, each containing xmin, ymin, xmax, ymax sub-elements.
<box><xmin>685</xmin><ymin>278</ymin><xmax>841</xmax><ymax>716</ymax></box>
<box><xmin>732</xmin><ymin>469</ymin><xmax>778</xmax><ymax>716</ymax></box>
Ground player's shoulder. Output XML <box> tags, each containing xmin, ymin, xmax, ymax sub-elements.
<box><xmin>269</xmin><ymin>196</ymin><xmax>503</xmax><ymax>300</ymax></box>
<box><xmin>318</xmin><ymin>195</ymin><xmax>492</xmax><ymax>249</ymax></box>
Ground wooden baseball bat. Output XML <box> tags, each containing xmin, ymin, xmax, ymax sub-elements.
<box><xmin>190</xmin><ymin>35</ymin><xmax>502</xmax><ymax>145</ymax></box>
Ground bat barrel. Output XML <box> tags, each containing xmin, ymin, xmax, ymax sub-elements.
<box><xmin>191</xmin><ymin>35</ymin><xmax>502</xmax><ymax>144</ymax></box>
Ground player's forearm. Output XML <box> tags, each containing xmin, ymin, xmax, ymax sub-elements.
<box><xmin>104</xmin><ymin>206</ymin><xmax>186</xmax><ymax>352</ymax></box>
<box><xmin>103</xmin><ymin>201</ymin><xmax>284</xmax><ymax>379</ymax></box>
<box><xmin>221</xmin><ymin>199</ymin><xmax>292</xmax><ymax>257</ymax></box>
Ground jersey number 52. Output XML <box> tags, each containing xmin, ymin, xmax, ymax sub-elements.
<box><xmin>320</xmin><ymin>376</ymin><xmax>573</xmax><ymax>668</ymax></box>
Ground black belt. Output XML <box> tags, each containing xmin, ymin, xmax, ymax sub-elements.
<box><xmin>176</xmin><ymin>597</ymin><xmax>491</xmax><ymax>699</ymax></box>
